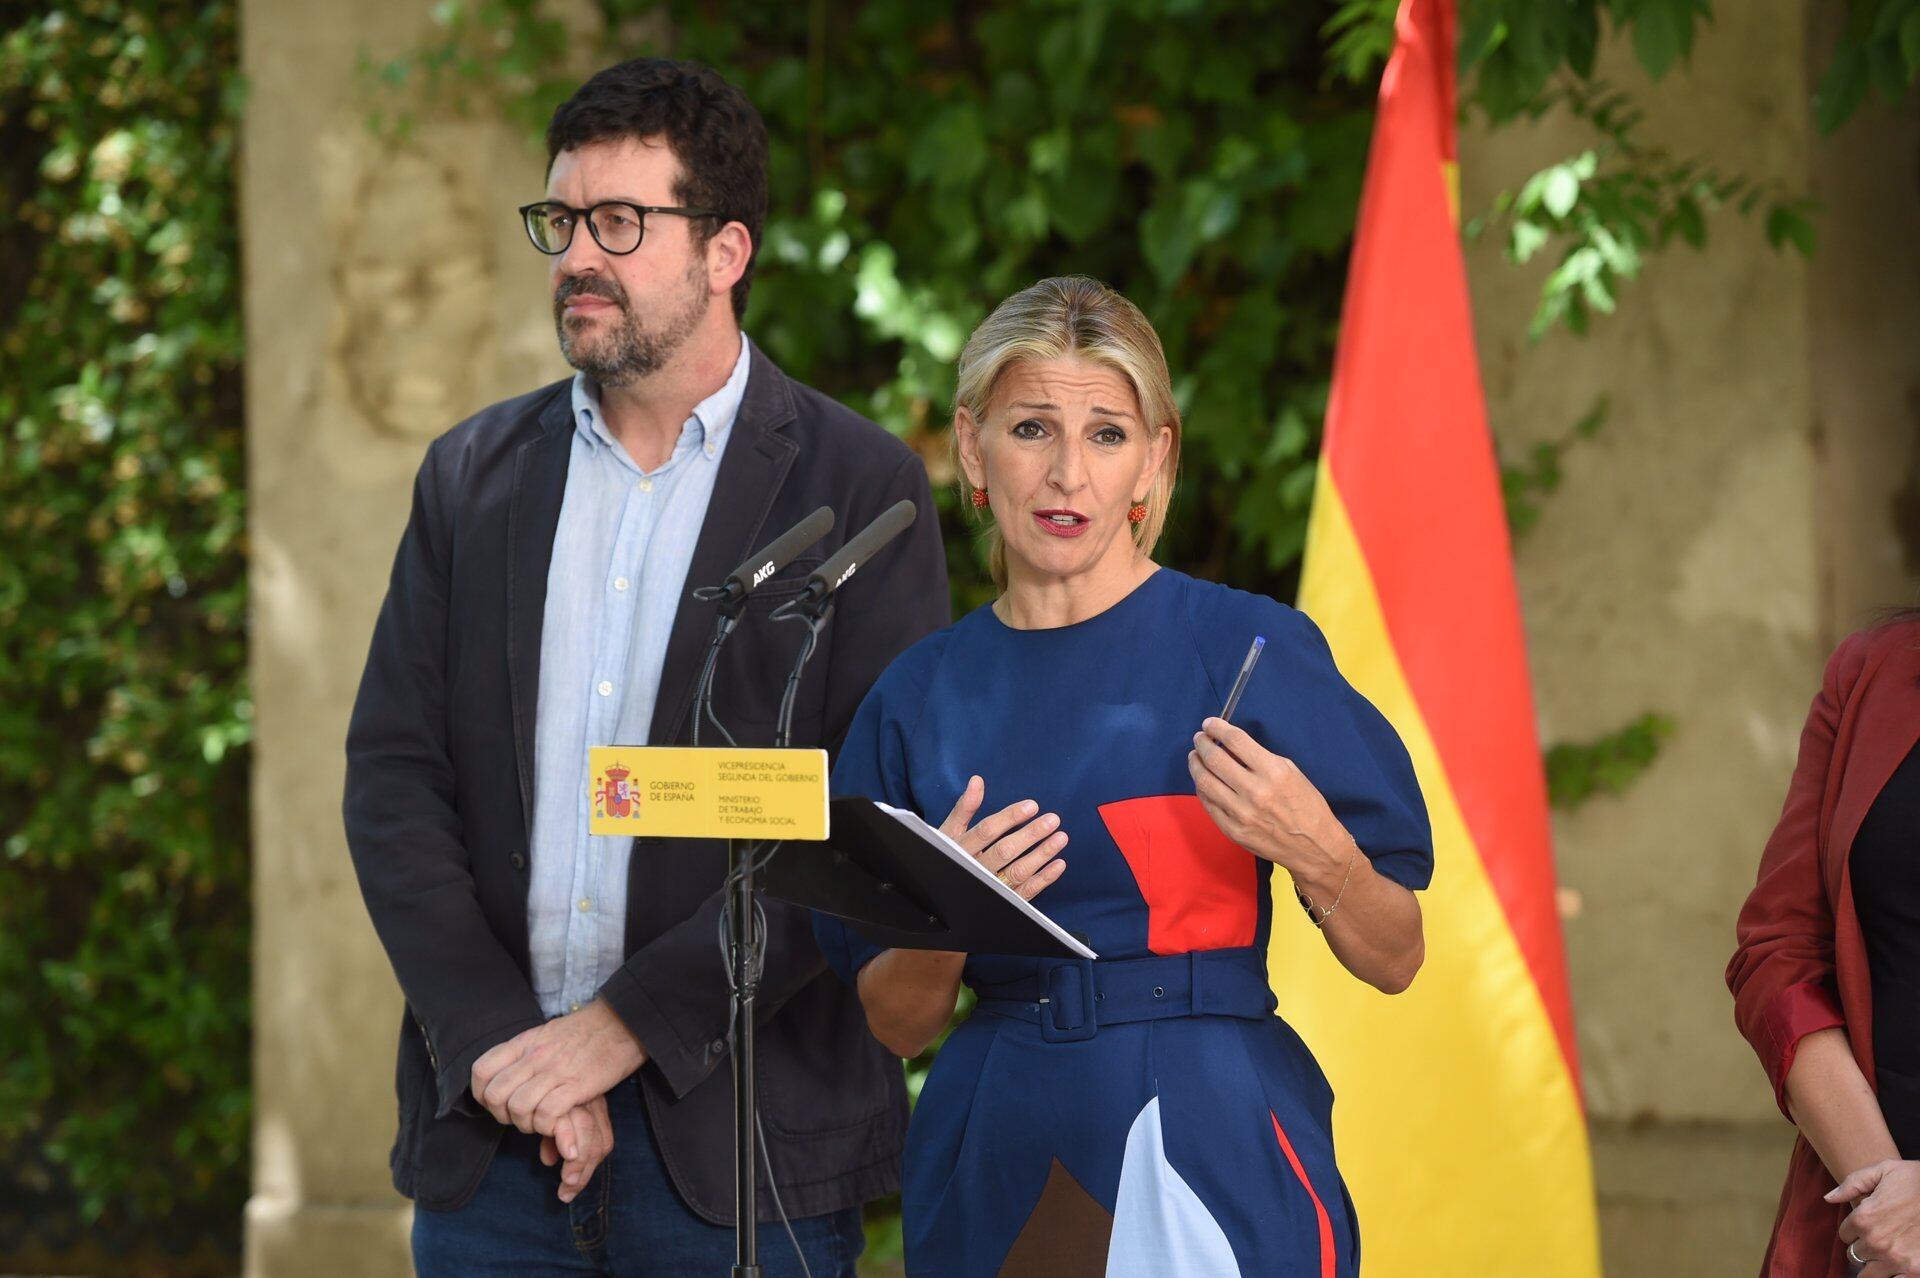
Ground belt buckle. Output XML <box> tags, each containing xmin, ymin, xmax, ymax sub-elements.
<box><xmin>1038</xmin><ymin>958</ymin><xmax>1098</xmax><ymax>1043</ymax></box>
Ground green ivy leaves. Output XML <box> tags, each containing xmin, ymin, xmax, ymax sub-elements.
<box><xmin>1816</xmin><ymin>0</ymin><xmax>1920</xmax><ymax>134</ymax></box>
<box><xmin>1546</xmin><ymin>712</ymin><xmax>1677</xmax><ymax>809</ymax></box>
<box><xmin>2</xmin><ymin>0</ymin><xmax>250</xmax><ymax>1252</ymax></box>
<box><xmin>1473</xmin><ymin>84</ymin><xmax>1818</xmax><ymax>339</ymax></box>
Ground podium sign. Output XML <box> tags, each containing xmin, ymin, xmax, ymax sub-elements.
<box><xmin>587</xmin><ymin>746</ymin><xmax>829</xmax><ymax>841</ymax></box>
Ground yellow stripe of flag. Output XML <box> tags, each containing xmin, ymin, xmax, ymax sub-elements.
<box><xmin>1275</xmin><ymin>476</ymin><xmax>1600</xmax><ymax>1275</ymax></box>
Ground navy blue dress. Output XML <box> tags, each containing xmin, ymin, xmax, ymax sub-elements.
<box><xmin>814</xmin><ymin>569</ymin><xmax>1432</xmax><ymax>1277</ymax></box>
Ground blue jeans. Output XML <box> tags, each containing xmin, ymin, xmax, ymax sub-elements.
<box><xmin>412</xmin><ymin>1080</ymin><xmax>865</xmax><ymax>1277</ymax></box>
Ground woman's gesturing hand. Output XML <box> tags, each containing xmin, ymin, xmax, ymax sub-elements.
<box><xmin>854</xmin><ymin>775</ymin><xmax>1066</xmax><ymax>1059</ymax></box>
<box><xmin>940</xmin><ymin>774</ymin><xmax>1067</xmax><ymax>901</ymax></box>
<box><xmin>1830</xmin><ymin>1159</ymin><xmax>1920</xmax><ymax>1277</ymax></box>
<box><xmin>1189</xmin><ymin>717</ymin><xmax>1351</xmax><ymax>880</ymax></box>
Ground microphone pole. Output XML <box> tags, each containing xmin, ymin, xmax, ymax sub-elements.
<box><xmin>697</xmin><ymin>498</ymin><xmax>918</xmax><ymax>1277</ymax></box>
<box><xmin>683</xmin><ymin>506</ymin><xmax>832</xmax><ymax>1278</ymax></box>
<box><xmin>706</xmin><ymin>499</ymin><xmax>919</xmax><ymax>1275</ymax></box>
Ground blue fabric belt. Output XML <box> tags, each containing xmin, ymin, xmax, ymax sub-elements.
<box><xmin>971</xmin><ymin>946</ymin><xmax>1277</xmax><ymax>1043</ymax></box>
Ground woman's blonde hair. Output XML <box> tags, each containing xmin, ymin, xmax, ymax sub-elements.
<box><xmin>953</xmin><ymin>275</ymin><xmax>1182</xmax><ymax>587</ymax></box>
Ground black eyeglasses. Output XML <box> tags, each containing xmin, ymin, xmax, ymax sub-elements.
<box><xmin>518</xmin><ymin>200</ymin><xmax>723</xmax><ymax>256</ymax></box>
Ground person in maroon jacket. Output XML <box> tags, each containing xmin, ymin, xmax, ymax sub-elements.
<box><xmin>1729</xmin><ymin>613</ymin><xmax>1920</xmax><ymax>1278</ymax></box>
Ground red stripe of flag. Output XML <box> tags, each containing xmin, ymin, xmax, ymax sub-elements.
<box><xmin>1319</xmin><ymin>0</ymin><xmax>1580</xmax><ymax>1082</ymax></box>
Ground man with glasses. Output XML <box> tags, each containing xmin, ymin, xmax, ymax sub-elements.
<box><xmin>343</xmin><ymin>57</ymin><xmax>949</xmax><ymax>1276</ymax></box>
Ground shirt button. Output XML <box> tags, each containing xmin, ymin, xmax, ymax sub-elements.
<box><xmin>597</xmin><ymin>680</ymin><xmax>612</xmax><ymax>697</ymax></box>
<box><xmin>703</xmin><ymin>441</ymin><xmax>716</xmax><ymax>457</ymax></box>
<box><xmin>637</xmin><ymin>477</ymin><xmax>654</xmax><ymax>493</ymax></box>
<box><xmin>578</xmin><ymin>898</ymin><xmax>592</xmax><ymax>913</ymax></box>
<box><xmin>613</xmin><ymin>576</ymin><xmax>630</xmax><ymax>592</ymax></box>
<box><xmin>569</xmin><ymin>1002</ymin><xmax>581</xmax><ymax>1013</ymax></box>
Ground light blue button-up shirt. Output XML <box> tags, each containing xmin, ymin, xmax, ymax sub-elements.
<box><xmin>526</xmin><ymin>336</ymin><xmax>753</xmax><ymax>1018</ymax></box>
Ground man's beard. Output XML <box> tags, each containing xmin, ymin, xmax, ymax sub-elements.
<box><xmin>553</xmin><ymin>260</ymin><xmax>710</xmax><ymax>387</ymax></box>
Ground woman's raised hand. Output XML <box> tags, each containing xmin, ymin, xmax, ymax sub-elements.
<box><xmin>1189</xmin><ymin>717</ymin><xmax>1349</xmax><ymax>879</ymax></box>
<box><xmin>939</xmin><ymin>774</ymin><xmax>1068</xmax><ymax>901</ymax></box>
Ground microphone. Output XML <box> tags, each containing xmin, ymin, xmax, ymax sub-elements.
<box><xmin>690</xmin><ymin>506</ymin><xmax>835</xmax><ymax>746</ymax></box>
<box><xmin>793</xmin><ymin>499</ymin><xmax>917</xmax><ymax>613</ymax></box>
<box><xmin>769</xmin><ymin>496</ymin><xmax>918</xmax><ymax>744</ymax></box>
<box><xmin>707</xmin><ymin>506</ymin><xmax>835</xmax><ymax>614</ymax></box>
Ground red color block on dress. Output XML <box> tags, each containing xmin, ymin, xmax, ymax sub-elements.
<box><xmin>1098</xmin><ymin>794</ymin><xmax>1258</xmax><ymax>955</ymax></box>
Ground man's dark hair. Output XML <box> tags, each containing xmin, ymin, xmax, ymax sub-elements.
<box><xmin>546</xmin><ymin>58</ymin><xmax>768</xmax><ymax>321</ymax></box>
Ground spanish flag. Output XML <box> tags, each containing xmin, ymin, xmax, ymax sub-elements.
<box><xmin>1270</xmin><ymin>0</ymin><xmax>1603</xmax><ymax>1272</ymax></box>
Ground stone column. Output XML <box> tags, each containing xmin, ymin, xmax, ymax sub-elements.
<box><xmin>239</xmin><ymin>1</ymin><xmax>578</xmax><ymax>1272</ymax></box>
<box><xmin>1460</xmin><ymin>2</ymin><xmax>1920</xmax><ymax>1273</ymax></box>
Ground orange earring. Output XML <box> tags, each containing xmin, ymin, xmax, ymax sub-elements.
<box><xmin>1127</xmin><ymin>502</ymin><xmax>1148</xmax><ymax>524</ymax></box>
<box><xmin>971</xmin><ymin>487</ymin><xmax>990</xmax><ymax>508</ymax></box>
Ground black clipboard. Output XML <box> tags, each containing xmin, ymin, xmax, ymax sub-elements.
<box><xmin>760</xmin><ymin>796</ymin><xmax>1096</xmax><ymax>960</ymax></box>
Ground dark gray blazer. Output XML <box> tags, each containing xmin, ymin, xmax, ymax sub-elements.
<box><xmin>343</xmin><ymin>343</ymin><xmax>950</xmax><ymax>1221</ymax></box>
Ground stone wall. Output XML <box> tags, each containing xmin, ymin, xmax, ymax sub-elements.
<box><xmin>1460</xmin><ymin>2</ymin><xmax>1920</xmax><ymax>1272</ymax></box>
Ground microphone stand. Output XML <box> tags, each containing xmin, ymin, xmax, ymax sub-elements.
<box><xmin>689</xmin><ymin>583</ymin><xmax>834</xmax><ymax>1278</ymax></box>
<box><xmin>687</xmin><ymin>584</ymin><xmax>763</xmax><ymax>1277</ymax></box>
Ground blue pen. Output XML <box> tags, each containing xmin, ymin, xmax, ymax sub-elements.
<box><xmin>1218</xmin><ymin>635</ymin><xmax>1266</xmax><ymax>723</ymax></box>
